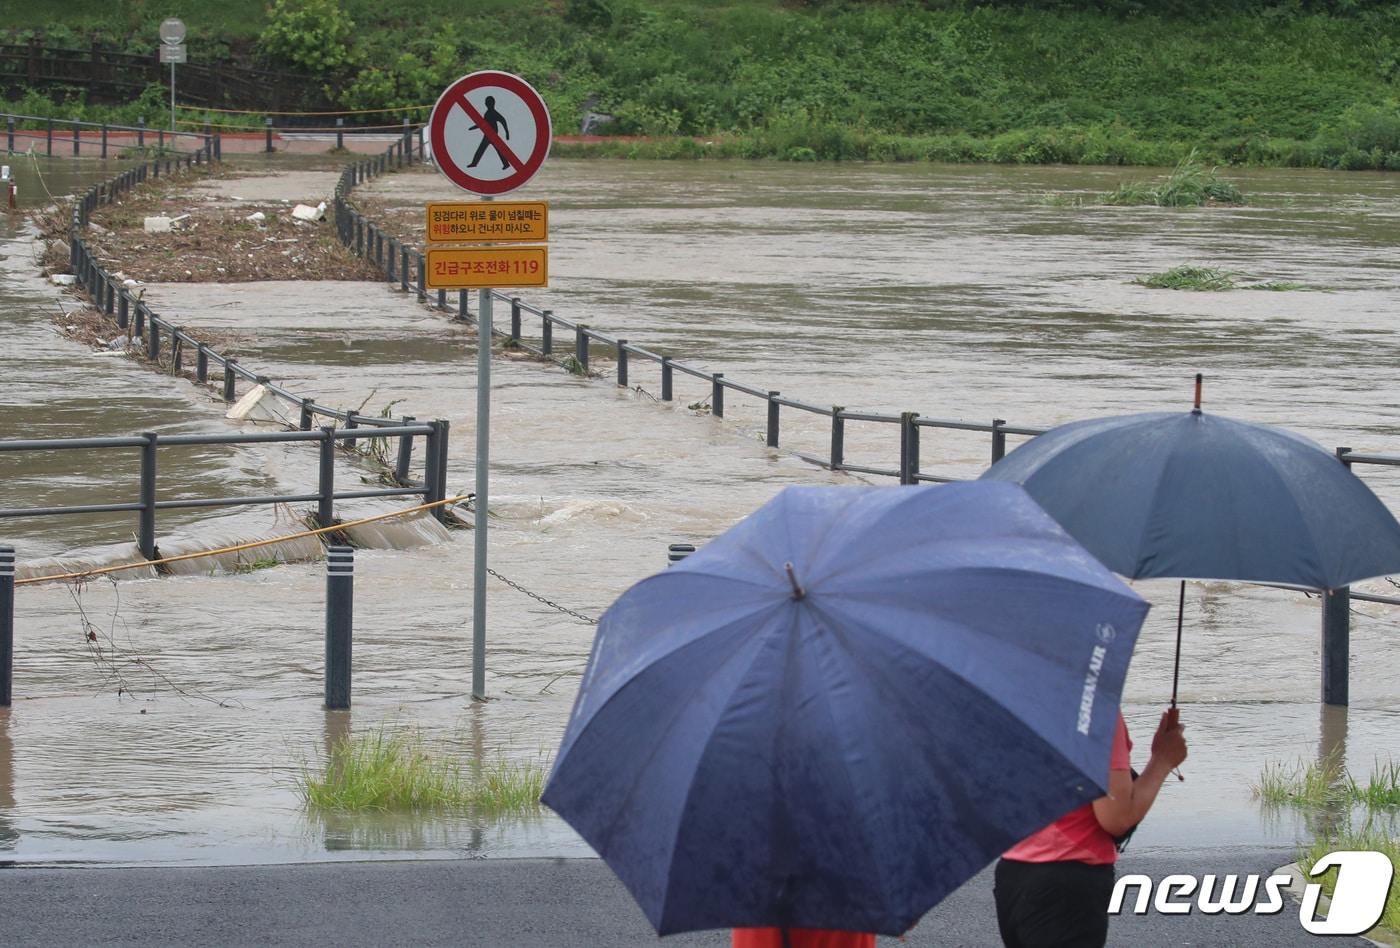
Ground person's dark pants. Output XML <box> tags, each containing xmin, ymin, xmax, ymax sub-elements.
<box><xmin>993</xmin><ymin>857</ymin><xmax>1116</xmax><ymax>948</ymax></box>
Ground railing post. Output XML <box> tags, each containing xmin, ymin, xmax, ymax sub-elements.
<box><xmin>105</xmin><ymin>278</ymin><xmax>115</xmax><ymax>316</ymax></box>
<box><xmin>458</xmin><ymin>289</ymin><xmax>468</xmax><ymax>320</ymax></box>
<box><xmin>1322</xmin><ymin>586</ymin><xmax>1350</xmax><ymax>707</ymax></box>
<box><xmin>575</xmin><ymin>325</ymin><xmax>589</xmax><ymax>373</ymax></box>
<box><xmin>265</xmin><ymin>117</ymin><xmax>273</xmax><ymax>153</ymax></box>
<box><xmin>509</xmin><ymin>298</ymin><xmax>520</xmax><ymax>341</ymax></box>
<box><xmin>1322</xmin><ymin>447</ymin><xmax>1354</xmax><ymax>706</ymax></box>
<box><xmin>139</xmin><ymin>432</ymin><xmax>158</xmax><ymax>560</ymax></box>
<box><xmin>214</xmin><ymin>133</ymin><xmax>222</xmax><ymax>160</ymax></box>
<box><xmin>317</xmin><ymin>426</ymin><xmax>336</xmax><ymax>527</ymax></box>
<box><xmin>423</xmin><ymin>420</ymin><xmax>441</xmax><ymax>506</ymax></box>
<box><xmin>117</xmin><ymin>288</ymin><xmax>129</xmax><ymax>329</ymax></box>
<box><xmin>712</xmin><ymin>373</ymin><xmax>724</xmax><ymax>418</ymax></box>
<box><xmin>395</xmin><ymin>416</ymin><xmax>415</xmax><ymax>485</ymax></box>
<box><xmin>433</xmin><ymin>420</ymin><xmax>450</xmax><ymax>522</ymax></box>
<box><xmin>417</xmin><ymin>253</ymin><xmax>426</xmax><ymax>301</ymax></box>
<box><xmin>402</xmin><ymin>118</ymin><xmax>411</xmax><ymax>159</ymax></box>
<box><xmin>387</xmin><ymin>239</ymin><xmax>396</xmax><ymax>282</ymax></box>
<box><xmin>100</xmin><ymin>122</ymin><xmax>108</xmax><ymax>158</ymax></box>
<box><xmin>195</xmin><ymin>344</ymin><xmax>209</xmax><ymax>382</ymax></box>
<box><xmin>991</xmin><ymin>418</ymin><xmax>1007</xmax><ymax>465</ymax></box>
<box><xmin>300</xmin><ymin>398</ymin><xmax>314</xmax><ymax>430</ymax></box>
<box><xmin>766</xmin><ymin>391</ymin><xmax>780</xmax><ymax>448</ymax></box>
<box><xmin>900</xmin><ymin>412</ymin><xmax>921</xmax><ymax>484</ymax></box>
<box><xmin>830</xmin><ymin>406</ymin><xmax>845</xmax><ymax>470</ymax></box>
<box><xmin>134</xmin><ymin>301</ymin><xmax>146</xmax><ymax>340</ymax></box>
<box><xmin>324</xmin><ymin>546</ymin><xmax>353</xmax><ymax>710</ymax></box>
<box><xmin>541</xmin><ymin>311</ymin><xmax>553</xmax><ymax>354</ymax></box>
<box><xmin>400</xmin><ymin>246</ymin><xmax>410</xmax><ymax>292</ymax></box>
<box><xmin>146</xmin><ymin>317</ymin><xmax>160</xmax><ymax>362</ymax></box>
<box><xmin>6</xmin><ymin>116</ymin><xmax>13</xmax><ymax>154</ymax></box>
<box><xmin>661</xmin><ymin>356</ymin><xmax>673</xmax><ymax>401</ymax></box>
<box><xmin>72</xmin><ymin>119</ymin><xmax>80</xmax><ymax>156</ymax></box>
<box><xmin>335</xmin><ymin>117</ymin><xmax>344</xmax><ymax>151</ymax></box>
<box><xmin>223</xmin><ymin>358</ymin><xmax>237</xmax><ymax>402</ymax></box>
<box><xmin>137</xmin><ymin>116</ymin><xmax>145</xmax><ymax>149</ymax></box>
<box><xmin>46</xmin><ymin>116</ymin><xmax>53</xmax><ymax>156</ymax></box>
<box><xmin>617</xmin><ymin>339</ymin><xmax>628</xmax><ymax>387</ymax></box>
<box><xmin>0</xmin><ymin>545</ymin><xmax>13</xmax><ymax>707</ymax></box>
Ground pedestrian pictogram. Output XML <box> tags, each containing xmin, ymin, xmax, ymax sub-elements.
<box><xmin>428</xmin><ymin>71</ymin><xmax>552</xmax><ymax>196</ymax></box>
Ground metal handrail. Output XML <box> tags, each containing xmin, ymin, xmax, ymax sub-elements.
<box><xmin>328</xmin><ymin>123</ymin><xmax>1399</xmax><ymax>493</ymax></box>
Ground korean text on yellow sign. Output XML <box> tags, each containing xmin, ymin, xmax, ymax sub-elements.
<box><xmin>426</xmin><ymin>246</ymin><xmax>549</xmax><ymax>289</ymax></box>
<box><xmin>426</xmin><ymin>202</ymin><xmax>548</xmax><ymax>244</ymax></box>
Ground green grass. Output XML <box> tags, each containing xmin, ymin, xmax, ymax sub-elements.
<box><xmin>1254</xmin><ymin>756</ymin><xmax>1400</xmax><ymax>810</ymax></box>
<box><xmin>1136</xmin><ymin>266</ymin><xmax>1237</xmax><ymax>291</ymax></box>
<box><xmin>298</xmin><ymin>727</ymin><xmax>546</xmax><ymax>814</ymax></box>
<box><xmin>1349</xmin><ymin>760</ymin><xmax>1400</xmax><ymax>809</ymax></box>
<box><xmin>1100</xmin><ymin>151</ymin><xmax>1244</xmax><ymax>207</ymax></box>
<box><xmin>11</xmin><ymin>5</ymin><xmax>1400</xmax><ymax>168</ymax></box>
<box><xmin>1302</xmin><ymin>828</ymin><xmax>1400</xmax><ymax>938</ymax></box>
<box><xmin>1254</xmin><ymin>756</ymin><xmax>1347</xmax><ymax>807</ymax></box>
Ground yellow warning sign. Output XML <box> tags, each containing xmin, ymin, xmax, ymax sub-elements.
<box><xmin>425</xmin><ymin>201</ymin><xmax>548</xmax><ymax>244</ymax></box>
<box><xmin>426</xmin><ymin>246</ymin><xmax>548</xmax><ymax>289</ymax></box>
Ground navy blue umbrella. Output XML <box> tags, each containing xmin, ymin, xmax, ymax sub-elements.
<box><xmin>980</xmin><ymin>378</ymin><xmax>1400</xmax><ymax>703</ymax></box>
<box><xmin>542</xmin><ymin>482</ymin><xmax>1149</xmax><ymax>937</ymax></box>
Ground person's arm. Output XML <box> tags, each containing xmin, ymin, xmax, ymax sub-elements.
<box><xmin>1091</xmin><ymin>709</ymin><xmax>1187</xmax><ymax>837</ymax></box>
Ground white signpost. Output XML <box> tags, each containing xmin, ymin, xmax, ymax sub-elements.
<box><xmin>159</xmin><ymin>18</ymin><xmax>186</xmax><ymax>135</ymax></box>
<box><xmin>427</xmin><ymin>71</ymin><xmax>551</xmax><ymax>701</ymax></box>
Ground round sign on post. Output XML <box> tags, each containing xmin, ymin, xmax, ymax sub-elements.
<box><xmin>428</xmin><ymin>71</ymin><xmax>551</xmax><ymax>196</ymax></box>
<box><xmin>159</xmin><ymin>17</ymin><xmax>186</xmax><ymax>45</ymax></box>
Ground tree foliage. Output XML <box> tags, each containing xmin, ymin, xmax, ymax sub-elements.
<box><xmin>257</xmin><ymin>0</ymin><xmax>356</xmax><ymax>73</ymax></box>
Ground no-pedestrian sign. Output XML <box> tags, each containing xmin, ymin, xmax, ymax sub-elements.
<box><xmin>428</xmin><ymin>71</ymin><xmax>552</xmax><ymax>196</ymax></box>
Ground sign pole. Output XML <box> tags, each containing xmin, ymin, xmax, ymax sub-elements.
<box><xmin>170</xmin><ymin>61</ymin><xmax>176</xmax><ymax>135</ymax></box>
<box><xmin>424</xmin><ymin>70</ymin><xmax>552</xmax><ymax>704</ymax></box>
<box><xmin>472</xmin><ymin>274</ymin><xmax>492</xmax><ymax>701</ymax></box>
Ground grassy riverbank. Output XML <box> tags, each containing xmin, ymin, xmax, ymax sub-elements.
<box><xmin>10</xmin><ymin>1</ymin><xmax>1400</xmax><ymax>168</ymax></box>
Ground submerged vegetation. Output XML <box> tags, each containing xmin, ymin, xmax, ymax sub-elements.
<box><xmin>298</xmin><ymin>726</ymin><xmax>546</xmax><ymax>814</ymax></box>
<box><xmin>1099</xmin><ymin>152</ymin><xmax>1244</xmax><ymax>207</ymax></box>
<box><xmin>1136</xmin><ymin>267</ymin><xmax>1238</xmax><ymax>292</ymax></box>
<box><xmin>10</xmin><ymin>2</ymin><xmax>1400</xmax><ymax>167</ymax></box>
<box><xmin>1253</xmin><ymin>756</ymin><xmax>1400</xmax><ymax>810</ymax></box>
<box><xmin>1135</xmin><ymin>266</ymin><xmax>1310</xmax><ymax>292</ymax></box>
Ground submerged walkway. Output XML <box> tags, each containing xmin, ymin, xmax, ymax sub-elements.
<box><xmin>0</xmin><ymin>848</ymin><xmax>1363</xmax><ymax>947</ymax></box>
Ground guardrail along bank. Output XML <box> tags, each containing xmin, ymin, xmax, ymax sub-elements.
<box><xmin>23</xmin><ymin>117</ymin><xmax>455</xmax><ymax>544</ymax></box>
<box><xmin>332</xmin><ymin>129</ymin><xmax>1400</xmax><ymax>709</ymax></box>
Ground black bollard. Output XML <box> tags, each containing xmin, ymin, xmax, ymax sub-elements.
<box><xmin>324</xmin><ymin>546</ymin><xmax>353</xmax><ymax>710</ymax></box>
<box><xmin>0</xmin><ymin>545</ymin><xmax>13</xmax><ymax>707</ymax></box>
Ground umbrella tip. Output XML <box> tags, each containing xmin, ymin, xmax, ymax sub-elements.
<box><xmin>1192</xmin><ymin>373</ymin><xmax>1203</xmax><ymax>414</ymax></box>
<box><xmin>784</xmin><ymin>562</ymin><xmax>806</xmax><ymax>600</ymax></box>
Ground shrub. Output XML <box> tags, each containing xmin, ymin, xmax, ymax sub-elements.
<box><xmin>258</xmin><ymin>0</ymin><xmax>356</xmax><ymax>74</ymax></box>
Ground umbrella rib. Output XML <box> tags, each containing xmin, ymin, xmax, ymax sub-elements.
<box><xmin>590</xmin><ymin>601</ymin><xmax>789</xmax><ymax>867</ymax></box>
<box><xmin>809</xmin><ymin>594</ymin><xmax>1115</xmax><ymax>795</ymax></box>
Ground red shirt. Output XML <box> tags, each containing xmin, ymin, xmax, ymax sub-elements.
<box><xmin>1001</xmin><ymin>715</ymin><xmax>1133</xmax><ymax>866</ymax></box>
<box><xmin>732</xmin><ymin>929</ymin><xmax>875</xmax><ymax>948</ymax></box>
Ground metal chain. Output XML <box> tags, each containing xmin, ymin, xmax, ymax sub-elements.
<box><xmin>486</xmin><ymin>567</ymin><xmax>598</xmax><ymax>625</ymax></box>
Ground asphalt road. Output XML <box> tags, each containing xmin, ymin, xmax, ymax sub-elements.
<box><xmin>0</xmin><ymin>848</ymin><xmax>1365</xmax><ymax>947</ymax></box>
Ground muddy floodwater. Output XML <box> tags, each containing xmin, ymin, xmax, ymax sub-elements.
<box><xmin>0</xmin><ymin>155</ymin><xmax>1397</xmax><ymax>867</ymax></box>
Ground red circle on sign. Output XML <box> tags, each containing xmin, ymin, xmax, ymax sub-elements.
<box><xmin>429</xmin><ymin>71</ymin><xmax>552</xmax><ymax>196</ymax></box>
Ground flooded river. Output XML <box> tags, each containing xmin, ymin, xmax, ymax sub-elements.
<box><xmin>0</xmin><ymin>155</ymin><xmax>1396</xmax><ymax>867</ymax></box>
